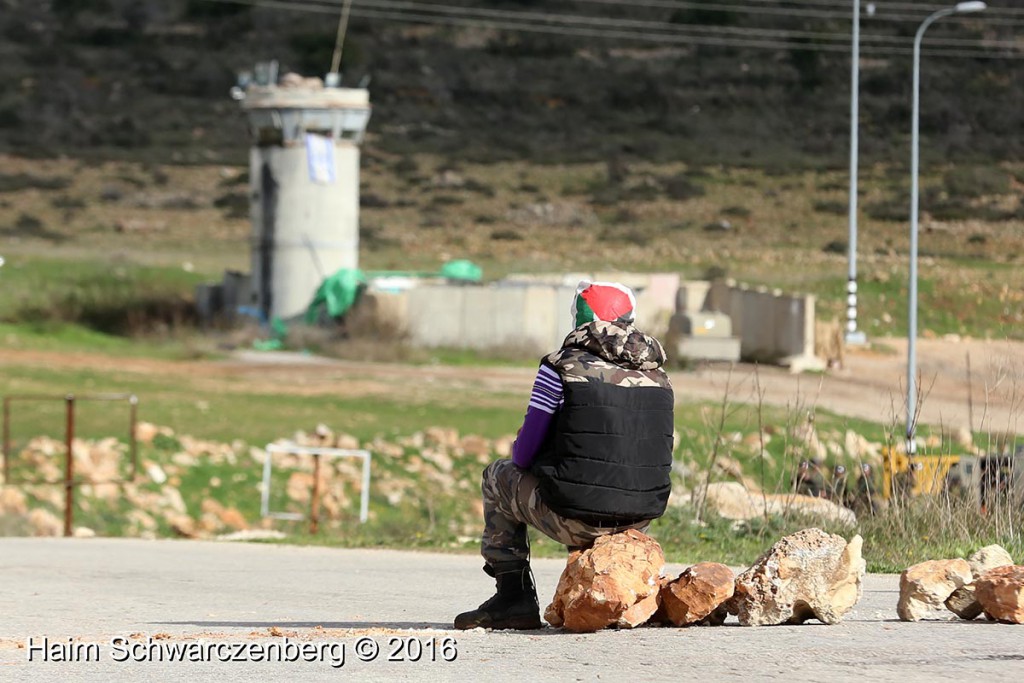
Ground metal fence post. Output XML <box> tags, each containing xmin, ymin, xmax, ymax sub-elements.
<box><xmin>310</xmin><ymin>453</ymin><xmax>322</xmax><ymax>535</ymax></box>
<box><xmin>2</xmin><ymin>397</ymin><xmax>10</xmax><ymax>484</ymax></box>
<box><xmin>64</xmin><ymin>394</ymin><xmax>75</xmax><ymax>537</ymax></box>
<box><xmin>128</xmin><ymin>394</ymin><xmax>139</xmax><ymax>479</ymax></box>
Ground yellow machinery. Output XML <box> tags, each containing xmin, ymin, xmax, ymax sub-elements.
<box><xmin>880</xmin><ymin>448</ymin><xmax>962</xmax><ymax>500</ymax></box>
<box><xmin>881</xmin><ymin>446</ymin><xmax>1024</xmax><ymax>505</ymax></box>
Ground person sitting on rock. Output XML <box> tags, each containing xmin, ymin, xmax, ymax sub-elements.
<box><xmin>454</xmin><ymin>281</ymin><xmax>675</xmax><ymax>631</ymax></box>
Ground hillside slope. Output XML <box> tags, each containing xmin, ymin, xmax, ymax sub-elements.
<box><xmin>1</xmin><ymin>0</ymin><xmax>1020</xmax><ymax>167</ymax></box>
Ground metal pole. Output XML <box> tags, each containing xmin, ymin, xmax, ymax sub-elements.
<box><xmin>128</xmin><ymin>395</ymin><xmax>139</xmax><ymax>479</ymax></box>
<box><xmin>64</xmin><ymin>394</ymin><xmax>75</xmax><ymax>537</ymax></box>
<box><xmin>310</xmin><ymin>453</ymin><xmax>322</xmax><ymax>535</ymax></box>
<box><xmin>907</xmin><ymin>4</ymin><xmax>981</xmax><ymax>454</ymax></box>
<box><xmin>360</xmin><ymin>452</ymin><xmax>371</xmax><ymax>523</ymax></box>
<box><xmin>846</xmin><ymin>0</ymin><xmax>866</xmax><ymax>345</ymax></box>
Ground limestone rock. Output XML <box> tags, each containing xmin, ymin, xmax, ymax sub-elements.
<box><xmin>656</xmin><ymin>562</ymin><xmax>735</xmax><ymax>626</ymax></box>
<box><xmin>897</xmin><ymin>559</ymin><xmax>972</xmax><ymax>621</ymax></box>
<box><xmin>975</xmin><ymin>565</ymin><xmax>1024</xmax><ymax>624</ymax></box>
<box><xmin>459</xmin><ymin>435</ymin><xmax>491</xmax><ymax>459</ymax></box>
<box><xmin>732</xmin><ymin>528</ymin><xmax>865</xmax><ymax>626</ymax></box>
<box><xmin>544</xmin><ymin>529</ymin><xmax>665</xmax><ymax>632</ymax></box>
<box><xmin>945</xmin><ymin>584</ymin><xmax>984</xmax><ymax>621</ymax></box>
<box><xmin>0</xmin><ymin>487</ymin><xmax>27</xmax><ymax>515</ymax></box>
<box><xmin>166</xmin><ymin>513</ymin><xmax>198</xmax><ymax>538</ymax></box>
<box><xmin>695</xmin><ymin>482</ymin><xmax>856</xmax><ymax>526</ymax></box>
<box><xmin>28</xmin><ymin>508</ymin><xmax>63</xmax><ymax>537</ymax></box>
<box><xmin>969</xmin><ymin>545</ymin><xmax>1014</xmax><ymax>580</ymax></box>
<box><xmin>335</xmin><ymin>433</ymin><xmax>360</xmax><ymax>450</ymax></box>
<box><xmin>135</xmin><ymin>422</ymin><xmax>160</xmax><ymax>444</ymax></box>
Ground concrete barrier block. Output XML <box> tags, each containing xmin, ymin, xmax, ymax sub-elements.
<box><xmin>461</xmin><ymin>287</ymin><xmax>497</xmax><ymax>349</ymax></box>
<box><xmin>677</xmin><ymin>280</ymin><xmax>711</xmax><ymax>314</ymax></box>
<box><xmin>523</xmin><ymin>286</ymin><xmax>562</xmax><ymax>352</ymax></box>
<box><xmin>408</xmin><ymin>286</ymin><xmax>465</xmax><ymax>347</ymax></box>
<box><xmin>491</xmin><ymin>287</ymin><xmax>530</xmax><ymax>348</ymax></box>
<box><xmin>552</xmin><ymin>286</ymin><xmax>578</xmax><ymax>348</ymax></box>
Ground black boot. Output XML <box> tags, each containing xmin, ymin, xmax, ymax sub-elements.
<box><xmin>454</xmin><ymin>563</ymin><xmax>543</xmax><ymax>630</ymax></box>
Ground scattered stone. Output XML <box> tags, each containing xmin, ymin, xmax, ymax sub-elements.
<box><xmin>335</xmin><ymin>433</ymin><xmax>360</xmax><ymax>450</ymax></box>
<box><xmin>459</xmin><ymin>435</ymin><xmax>491</xmax><ymax>459</ymax></box>
<box><xmin>127</xmin><ymin>509</ymin><xmax>157</xmax><ymax>533</ymax></box>
<box><xmin>945</xmin><ymin>584</ymin><xmax>984</xmax><ymax>621</ymax></box>
<box><xmin>166</xmin><ymin>513</ymin><xmax>198</xmax><ymax>538</ymax></box>
<box><xmin>493</xmin><ymin>436</ymin><xmax>514</xmax><ymax>459</ymax></box>
<box><xmin>0</xmin><ymin>488</ymin><xmax>28</xmax><ymax>516</ymax></box>
<box><xmin>421</xmin><ymin>448</ymin><xmax>453</xmax><ymax>473</ymax></box>
<box><xmin>656</xmin><ymin>562</ymin><xmax>734</xmax><ymax>626</ymax></box>
<box><xmin>424</xmin><ymin>427</ymin><xmax>459</xmax><ymax>449</ymax></box>
<box><xmin>135</xmin><ymin>422</ymin><xmax>160</xmax><ymax>444</ymax></box>
<box><xmin>897</xmin><ymin>559</ymin><xmax>972</xmax><ymax>621</ymax></box>
<box><xmin>146</xmin><ymin>462</ymin><xmax>168</xmax><ymax>485</ymax></box>
<box><xmin>286</xmin><ymin>472</ymin><xmax>315</xmax><ymax>503</ymax></box>
<box><xmin>969</xmin><ymin>545</ymin><xmax>1014</xmax><ymax>580</ymax></box>
<box><xmin>544</xmin><ymin>529</ymin><xmax>665</xmax><ymax>632</ymax></box>
<box><xmin>974</xmin><ymin>565</ymin><xmax>1024</xmax><ymax>624</ymax></box>
<box><xmin>73</xmin><ymin>526</ymin><xmax>96</xmax><ymax>538</ymax></box>
<box><xmin>27</xmin><ymin>508</ymin><xmax>63</xmax><ymax>537</ymax></box>
<box><xmin>732</xmin><ymin>528</ymin><xmax>865</xmax><ymax>626</ymax></box>
<box><xmin>695</xmin><ymin>482</ymin><xmax>855</xmax><ymax>525</ymax></box>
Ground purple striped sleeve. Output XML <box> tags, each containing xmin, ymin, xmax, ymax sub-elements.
<box><xmin>511</xmin><ymin>365</ymin><xmax>564</xmax><ymax>469</ymax></box>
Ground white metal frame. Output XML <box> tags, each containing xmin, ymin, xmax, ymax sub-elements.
<box><xmin>261</xmin><ymin>442</ymin><xmax>372</xmax><ymax>523</ymax></box>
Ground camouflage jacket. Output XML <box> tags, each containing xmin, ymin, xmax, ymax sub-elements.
<box><xmin>543</xmin><ymin>320</ymin><xmax>672</xmax><ymax>390</ymax></box>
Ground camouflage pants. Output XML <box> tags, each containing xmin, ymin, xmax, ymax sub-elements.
<box><xmin>480</xmin><ymin>459</ymin><xmax>651</xmax><ymax>569</ymax></box>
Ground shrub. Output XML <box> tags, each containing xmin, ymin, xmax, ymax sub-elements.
<box><xmin>722</xmin><ymin>205</ymin><xmax>752</xmax><ymax>218</ymax></box>
<box><xmin>663</xmin><ymin>174</ymin><xmax>706</xmax><ymax>201</ymax></box>
<box><xmin>823</xmin><ymin>240</ymin><xmax>847</xmax><ymax>255</ymax></box>
<box><xmin>864</xmin><ymin>198</ymin><xmax>907</xmax><ymax>222</ymax></box>
<box><xmin>490</xmin><ymin>229</ymin><xmax>523</xmax><ymax>241</ymax></box>
<box><xmin>813</xmin><ymin>200</ymin><xmax>847</xmax><ymax>216</ymax></box>
<box><xmin>213</xmin><ymin>191</ymin><xmax>249</xmax><ymax>219</ymax></box>
<box><xmin>944</xmin><ymin>166</ymin><xmax>1009</xmax><ymax>198</ymax></box>
<box><xmin>50</xmin><ymin>196</ymin><xmax>87</xmax><ymax>210</ymax></box>
<box><xmin>0</xmin><ymin>173</ymin><xmax>70</xmax><ymax>193</ymax></box>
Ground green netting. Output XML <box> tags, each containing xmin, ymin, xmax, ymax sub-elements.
<box><xmin>305</xmin><ymin>268</ymin><xmax>368</xmax><ymax>324</ymax></box>
<box><xmin>439</xmin><ymin>259</ymin><xmax>482</xmax><ymax>282</ymax></box>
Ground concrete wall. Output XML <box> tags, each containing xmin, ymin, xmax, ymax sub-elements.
<box><xmin>703</xmin><ymin>279</ymin><xmax>819</xmax><ymax>368</ymax></box>
<box><xmin>402</xmin><ymin>283</ymin><xmax>577</xmax><ymax>354</ymax></box>
<box><xmin>367</xmin><ymin>274</ymin><xmax>821</xmax><ymax>370</ymax></box>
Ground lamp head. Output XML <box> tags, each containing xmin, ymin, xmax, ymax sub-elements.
<box><xmin>954</xmin><ymin>1</ymin><xmax>987</xmax><ymax>13</ymax></box>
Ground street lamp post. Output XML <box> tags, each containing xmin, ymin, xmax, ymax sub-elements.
<box><xmin>846</xmin><ymin>1</ymin><xmax>874</xmax><ymax>346</ymax></box>
<box><xmin>905</xmin><ymin>1</ymin><xmax>986</xmax><ymax>455</ymax></box>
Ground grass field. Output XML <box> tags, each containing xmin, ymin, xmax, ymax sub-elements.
<box><xmin>2</xmin><ymin>153</ymin><xmax>1023</xmax><ymax>572</ymax></box>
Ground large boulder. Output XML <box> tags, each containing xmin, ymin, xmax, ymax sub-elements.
<box><xmin>968</xmin><ymin>545</ymin><xmax>1014</xmax><ymax>580</ymax></box>
<box><xmin>897</xmin><ymin>559</ymin><xmax>972</xmax><ymax>621</ymax></box>
<box><xmin>945</xmin><ymin>545</ymin><xmax>1015</xmax><ymax>621</ymax></box>
<box><xmin>731</xmin><ymin>528</ymin><xmax>865</xmax><ymax>626</ymax></box>
<box><xmin>656</xmin><ymin>562</ymin><xmax>734</xmax><ymax>627</ymax></box>
<box><xmin>544</xmin><ymin>529</ymin><xmax>664</xmax><ymax>632</ymax></box>
<box><xmin>974</xmin><ymin>565</ymin><xmax>1024</xmax><ymax>624</ymax></box>
<box><xmin>695</xmin><ymin>482</ymin><xmax>856</xmax><ymax>526</ymax></box>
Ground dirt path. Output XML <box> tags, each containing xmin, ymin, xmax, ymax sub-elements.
<box><xmin>2</xmin><ymin>337</ymin><xmax>1023</xmax><ymax>435</ymax></box>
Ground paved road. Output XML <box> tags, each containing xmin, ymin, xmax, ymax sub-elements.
<box><xmin>1</xmin><ymin>539</ymin><xmax>1021</xmax><ymax>682</ymax></box>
